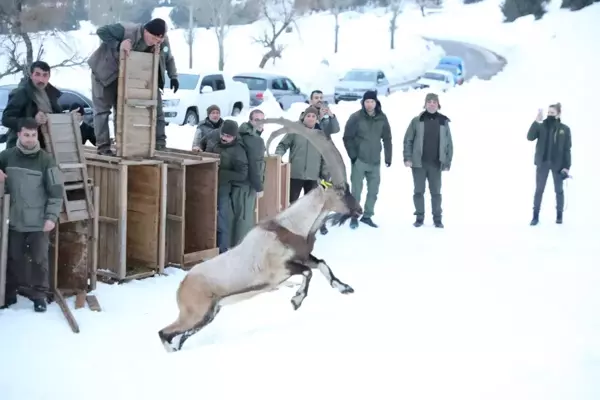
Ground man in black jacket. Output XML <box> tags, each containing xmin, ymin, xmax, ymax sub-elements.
<box><xmin>527</xmin><ymin>103</ymin><xmax>572</xmax><ymax>225</ymax></box>
<box><xmin>1</xmin><ymin>61</ymin><xmax>63</xmax><ymax>150</ymax></box>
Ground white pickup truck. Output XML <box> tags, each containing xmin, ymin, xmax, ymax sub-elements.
<box><xmin>162</xmin><ymin>70</ymin><xmax>250</xmax><ymax>126</ymax></box>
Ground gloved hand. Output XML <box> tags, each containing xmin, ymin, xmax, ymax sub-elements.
<box><xmin>170</xmin><ymin>78</ymin><xmax>179</xmax><ymax>93</ymax></box>
<box><xmin>386</xmin><ymin>162</ymin><xmax>391</xmax><ymax>168</ymax></box>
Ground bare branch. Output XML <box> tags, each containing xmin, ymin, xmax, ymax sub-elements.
<box><xmin>252</xmin><ymin>0</ymin><xmax>300</xmax><ymax>68</ymax></box>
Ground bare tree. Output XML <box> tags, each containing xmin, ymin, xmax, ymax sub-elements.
<box><xmin>252</xmin><ymin>0</ymin><xmax>299</xmax><ymax>68</ymax></box>
<box><xmin>0</xmin><ymin>0</ymin><xmax>87</xmax><ymax>80</ymax></box>
<box><xmin>198</xmin><ymin>0</ymin><xmax>238</xmax><ymax>71</ymax></box>
<box><xmin>388</xmin><ymin>0</ymin><xmax>404</xmax><ymax>49</ymax></box>
<box><xmin>321</xmin><ymin>0</ymin><xmax>351</xmax><ymax>53</ymax></box>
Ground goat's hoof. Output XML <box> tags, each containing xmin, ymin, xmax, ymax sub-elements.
<box><xmin>291</xmin><ymin>296</ymin><xmax>304</xmax><ymax>310</ymax></box>
<box><xmin>341</xmin><ymin>285</ymin><xmax>354</xmax><ymax>294</ymax></box>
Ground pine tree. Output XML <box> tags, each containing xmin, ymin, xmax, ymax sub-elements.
<box><xmin>501</xmin><ymin>0</ymin><xmax>548</xmax><ymax>22</ymax></box>
<box><xmin>561</xmin><ymin>0</ymin><xmax>600</xmax><ymax>11</ymax></box>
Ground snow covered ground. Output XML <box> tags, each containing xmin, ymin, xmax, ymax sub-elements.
<box><xmin>0</xmin><ymin>7</ymin><xmax>444</xmax><ymax>97</ymax></box>
<box><xmin>2</xmin><ymin>1</ymin><xmax>600</xmax><ymax>399</ymax></box>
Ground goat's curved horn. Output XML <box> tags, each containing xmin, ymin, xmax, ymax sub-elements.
<box><xmin>261</xmin><ymin>117</ymin><xmax>347</xmax><ymax>186</ymax></box>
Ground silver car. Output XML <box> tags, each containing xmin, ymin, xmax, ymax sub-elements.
<box><xmin>232</xmin><ymin>72</ymin><xmax>309</xmax><ymax>110</ymax></box>
<box><xmin>334</xmin><ymin>69</ymin><xmax>391</xmax><ymax>103</ymax></box>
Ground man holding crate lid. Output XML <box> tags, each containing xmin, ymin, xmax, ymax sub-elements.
<box><xmin>88</xmin><ymin>18</ymin><xmax>179</xmax><ymax>156</ymax></box>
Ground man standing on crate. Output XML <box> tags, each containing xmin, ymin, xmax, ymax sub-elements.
<box><xmin>0</xmin><ymin>118</ymin><xmax>64</xmax><ymax>312</ymax></box>
<box><xmin>88</xmin><ymin>18</ymin><xmax>179</xmax><ymax>156</ymax></box>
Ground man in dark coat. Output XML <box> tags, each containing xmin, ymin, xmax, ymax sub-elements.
<box><xmin>343</xmin><ymin>90</ymin><xmax>392</xmax><ymax>229</ymax></box>
<box><xmin>0</xmin><ymin>117</ymin><xmax>64</xmax><ymax>312</ymax></box>
<box><xmin>527</xmin><ymin>103</ymin><xmax>571</xmax><ymax>225</ymax></box>
<box><xmin>403</xmin><ymin>93</ymin><xmax>453</xmax><ymax>228</ymax></box>
<box><xmin>192</xmin><ymin>104</ymin><xmax>224</xmax><ymax>150</ymax></box>
<box><xmin>235</xmin><ymin>109</ymin><xmax>266</xmax><ymax>245</ymax></box>
<box><xmin>87</xmin><ymin>18</ymin><xmax>179</xmax><ymax>155</ymax></box>
<box><xmin>1</xmin><ymin>61</ymin><xmax>63</xmax><ymax>150</ymax></box>
<box><xmin>200</xmin><ymin>120</ymin><xmax>249</xmax><ymax>253</ymax></box>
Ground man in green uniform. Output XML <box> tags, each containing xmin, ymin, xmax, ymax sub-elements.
<box><xmin>234</xmin><ymin>109</ymin><xmax>266</xmax><ymax>245</ymax></box>
<box><xmin>0</xmin><ymin>118</ymin><xmax>63</xmax><ymax>312</ymax></box>
<box><xmin>87</xmin><ymin>18</ymin><xmax>179</xmax><ymax>155</ymax></box>
<box><xmin>343</xmin><ymin>90</ymin><xmax>392</xmax><ymax>229</ymax></box>
<box><xmin>199</xmin><ymin>120</ymin><xmax>249</xmax><ymax>253</ymax></box>
<box><xmin>403</xmin><ymin>93</ymin><xmax>453</xmax><ymax>228</ymax></box>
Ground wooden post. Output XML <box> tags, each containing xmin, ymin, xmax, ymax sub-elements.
<box><xmin>0</xmin><ymin>189</ymin><xmax>9</xmax><ymax>309</ymax></box>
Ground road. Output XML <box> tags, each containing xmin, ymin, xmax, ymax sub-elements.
<box><xmin>385</xmin><ymin>38</ymin><xmax>507</xmax><ymax>93</ymax></box>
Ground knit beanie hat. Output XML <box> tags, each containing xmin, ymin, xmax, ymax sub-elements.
<box><xmin>424</xmin><ymin>93</ymin><xmax>441</xmax><ymax>109</ymax></box>
<box><xmin>362</xmin><ymin>90</ymin><xmax>378</xmax><ymax>102</ymax></box>
<box><xmin>144</xmin><ymin>18</ymin><xmax>167</xmax><ymax>37</ymax></box>
<box><xmin>303</xmin><ymin>106</ymin><xmax>319</xmax><ymax>119</ymax></box>
<box><xmin>221</xmin><ymin>120</ymin><xmax>238</xmax><ymax>136</ymax></box>
<box><xmin>207</xmin><ymin>104</ymin><xmax>220</xmax><ymax>115</ymax></box>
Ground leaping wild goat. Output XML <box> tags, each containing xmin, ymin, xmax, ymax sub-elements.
<box><xmin>158</xmin><ymin>117</ymin><xmax>363</xmax><ymax>352</ymax></box>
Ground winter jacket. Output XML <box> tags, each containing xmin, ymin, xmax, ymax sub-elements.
<box><xmin>238</xmin><ymin>122</ymin><xmax>266</xmax><ymax>192</ymax></box>
<box><xmin>343</xmin><ymin>103</ymin><xmax>392</xmax><ymax>166</ymax></box>
<box><xmin>87</xmin><ymin>23</ymin><xmax>177</xmax><ymax>88</ymax></box>
<box><xmin>201</xmin><ymin>130</ymin><xmax>249</xmax><ymax>193</ymax></box>
<box><xmin>0</xmin><ymin>146</ymin><xmax>63</xmax><ymax>232</ymax></box>
<box><xmin>527</xmin><ymin>118</ymin><xmax>572</xmax><ymax>171</ymax></box>
<box><xmin>192</xmin><ymin>118</ymin><xmax>223</xmax><ymax>148</ymax></box>
<box><xmin>275</xmin><ymin>122</ymin><xmax>328</xmax><ymax>181</ymax></box>
<box><xmin>403</xmin><ymin>111</ymin><xmax>454</xmax><ymax>170</ymax></box>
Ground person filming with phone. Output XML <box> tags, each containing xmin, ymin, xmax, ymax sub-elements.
<box><xmin>527</xmin><ymin>102</ymin><xmax>572</xmax><ymax>226</ymax></box>
<box><xmin>300</xmin><ymin>90</ymin><xmax>340</xmax><ymax>137</ymax></box>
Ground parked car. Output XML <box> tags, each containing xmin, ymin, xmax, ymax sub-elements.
<box><xmin>232</xmin><ymin>72</ymin><xmax>308</xmax><ymax>110</ymax></box>
<box><xmin>437</xmin><ymin>56</ymin><xmax>466</xmax><ymax>83</ymax></box>
<box><xmin>414</xmin><ymin>69</ymin><xmax>457</xmax><ymax>92</ymax></box>
<box><xmin>162</xmin><ymin>70</ymin><xmax>249</xmax><ymax>126</ymax></box>
<box><xmin>334</xmin><ymin>68</ymin><xmax>391</xmax><ymax>103</ymax></box>
<box><xmin>434</xmin><ymin>63</ymin><xmax>464</xmax><ymax>85</ymax></box>
<box><xmin>0</xmin><ymin>83</ymin><xmax>94</xmax><ymax>144</ymax></box>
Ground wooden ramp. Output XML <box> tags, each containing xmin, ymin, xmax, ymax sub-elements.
<box><xmin>116</xmin><ymin>48</ymin><xmax>160</xmax><ymax>158</ymax></box>
<box><xmin>41</xmin><ymin>113</ymin><xmax>94</xmax><ymax>223</ymax></box>
<box><xmin>0</xmin><ymin>188</ymin><xmax>9</xmax><ymax>309</ymax></box>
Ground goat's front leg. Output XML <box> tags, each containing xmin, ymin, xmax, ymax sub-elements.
<box><xmin>285</xmin><ymin>260</ymin><xmax>313</xmax><ymax>310</ymax></box>
<box><xmin>306</xmin><ymin>254</ymin><xmax>354</xmax><ymax>294</ymax></box>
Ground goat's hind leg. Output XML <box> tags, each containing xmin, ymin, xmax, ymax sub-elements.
<box><xmin>286</xmin><ymin>261</ymin><xmax>313</xmax><ymax>310</ymax></box>
<box><xmin>307</xmin><ymin>254</ymin><xmax>354</xmax><ymax>294</ymax></box>
<box><xmin>158</xmin><ymin>300</ymin><xmax>221</xmax><ymax>353</ymax></box>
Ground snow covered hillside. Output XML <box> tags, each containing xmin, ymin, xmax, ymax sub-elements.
<box><xmin>0</xmin><ymin>8</ymin><xmax>444</xmax><ymax>96</ymax></box>
<box><xmin>2</xmin><ymin>2</ymin><xmax>600</xmax><ymax>400</ymax></box>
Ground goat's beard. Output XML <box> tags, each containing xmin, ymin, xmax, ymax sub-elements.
<box><xmin>324</xmin><ymin>212</ymin><xmax>352</xmax><ymax>227</ymax></box>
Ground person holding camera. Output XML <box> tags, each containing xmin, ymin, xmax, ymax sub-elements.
<box><xmin>300</xmin><ymin>90</ymin><xmax>340</xmax><ymax>137</ymax></box>
<box><xmin>527</xmin><ymin>103</ymin><xmax>572</xmax><ymax>225</ymax></box>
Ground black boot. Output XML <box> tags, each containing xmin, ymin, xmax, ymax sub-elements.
<box><xmin>556</xmin><ymin>211</ymin><xmax>563</xmax><ymax>224</ymax></box>
<box><xmin>33</xmin><ymin>298</ymin><xmax>47</xmax><ymax>313</ymax></box>
<box><xmin>413</xmin><ymin>216</ymin><xmax>424</xmax><ymax>227</ymax></box>
<box><xmin>530</xmin><ymin>210</ymin><xmax>539</xmax><ymax>226</ymax></box>
<box><xmin>0</xmin><ymin>293</ymin><xmax>17</xmax><ymax>310</ymax></box>
<box><xmin>349</xmin><ymin>217</ymin><xmax>359</xmax><ymax>229</ymax></box>
<box><xmin>433</xmin><ymin>218</ymin><xmax>444</xmax><ymax>228</ymax></box>
<box><xmin>319</xmin><ymin>225</ymin><xmax>329</xmax><ymax>235</ymax></box>
<box><xmin>360</xmin><ymin>216</ymin><xmax>378</xmax><ymax>228</ymax></box>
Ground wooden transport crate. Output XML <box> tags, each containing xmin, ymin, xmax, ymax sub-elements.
<box><xmin>48</xmin><ymin>185</ymin><xmax>101</xmax><ymax>333</ymax></box>
<box><xmin>256</xmin><ymin>156</ymin><xmax>292</xmax><ymax>223</ymax></box>
<box><xmin>115</xmin><ymin>48</ymin><xmax>160</xmax><ymax>158</ymax></box>
<box><xmin>41</xmin><ymin>113</ymin><xmax>94</xmax><ymax>223</ymax></box>
<box><xmin>85</xmin><ymin>151</ymin><xmax>167</xmax><ymax>281</ymax></box>
<box><xmin>154</xmin><ymin>149</ymin><xmax>220</xmax><ymax>268</ymax></box>
<box><xmin>0</xmin><ymin>190</ymin><xmax>10</xmax><ymax>309</ymax></box>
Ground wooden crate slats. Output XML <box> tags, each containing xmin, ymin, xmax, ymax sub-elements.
<box><xmin>280</xmin><ymin>162</ymin><xmax>291</xmax><ymax>210</ymax></box>
<box><xmin>257</xmin><ymin>155</ymin><xmax>283</xmax><ymax>222</ymax></box>
<box><xmin>85</xmin><ymin>153</ymin><xmax>165</xmax><ymax>280</ymax></box>
<box><xmin>153</xmin><ymin>149</ymin><xmax>219</xmax><ymax>268</ymax></box>
<box><xmin>116</xmin><ymin>49</ymin><xmax>159</xmax><ymax>158</ymax></box>
<box><xmin>42</xmin><ymin>113</ymin><xmax>94</xmax><ymax>223</ymax></box>
<box><xmin>0</xmin><ymin>191</ymin><xmax>9</xmax><ymax>308</ymax></box>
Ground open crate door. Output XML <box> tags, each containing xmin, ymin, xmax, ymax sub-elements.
<box><xmin>257</xmin><ymin>155</ymin><xmax>283</xmax><ymax>222</ymax></box>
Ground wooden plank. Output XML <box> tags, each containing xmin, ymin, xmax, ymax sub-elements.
<box><xmin>280</xmin><ymin>162</ymin><xmax>291</xmax><ymax>210</ymax></box>
<box><xmin>53</xmin><ymin>289</ymin><xmax>80</xmax><ymax>333</ymax></box>
<box><xmin>89</xmin><ymin>186</ymin><xmax>99</xmax><ymax>291</ymax></box>
<box><xmin>182</xmin><ymin>248</ymin><xmax>220</xmax><ymax>267</ymax></box>
<box><xmin>74</xmin><ymin>292</ymin><xmax>86</xmax><ymax>309</ymax></box>
<box><xmin>86</xmin><ymin>295</ymin><xmax>102</xmax><ymax>312</ymax></box>
<box><xmin>258</xmin><ymin>156</ymin><xmax>282</xmax><ymax>222</ymax></box>
<box><xmin>0</xmin><ymin>192</ymin><xmax>9</xmax><ymax>308</ymax></box>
